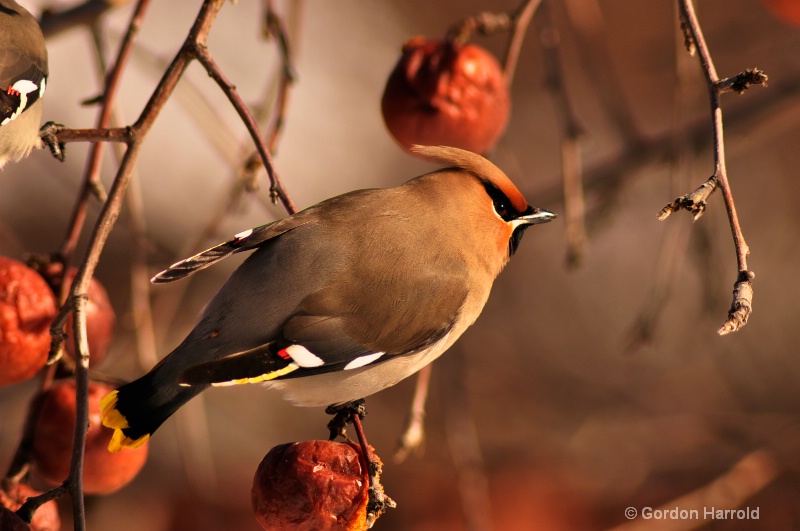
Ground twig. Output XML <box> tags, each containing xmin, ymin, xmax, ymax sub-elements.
<box><xmin>626</xmin><ymin>15</ymin><xmax>698</xmax><ymax>353</ymax></box>
<box><xmin>126</xmin><ymin>170</ymin><xmax>160</xmax><ymax>369</ymax></box>
<box><xmin>4</xmin><ymin>391</ymin><xmax>47</xmax><ymax>483</ymax></box>
<box><xmin>51</xmin><ymin>127</ymin><xmax>132</xmax><ymax>144</ymax></box>
<box><xmin>239</xmin><ymin>0</ymin><xmax>298</xmax><ymax>191</ymax></box>
<box><xmin>56</xmin><ymin>0</ymin><xmax>150</xmax><ymax>272</ymax></box>
<box><xmin>445</xmin><ymin>0</ymin><xmax>541</xmax><ymax>87</ymax></box>
<box><xmin>88</xmin><ymin>20</ymin><xmax>159</xmax><ymax>371</ymax></box>
<box><xmin>394</xmin><ymin>364</ymin><xmax>432</xmax><ymax>463</ymax></box>
<box><xmin>442</xmin><ymin>350</ymin><xmax>493</xmax><ymax>531</ymax></box>
<box><xmin>191</xmin><ymin>44</ymin><xmax>296</xmax><ymax>214</ymax></box>
<box><xmin>536</xmin><ymin>0</ymin><xmax>586</xmax><ymax>267</ymax></box>
<box><xmin>47</xmin><ymin>0</ymin><xmax>149</xmax><ymax>511</ymax></box>
<box><xmin>15</xmin><ymin>484</ymin><xmax>68</xmax><ymax>524</ymax></box>
<box><xmin>716</xmin><ymin>68</ymin><xmax>768</xmax><ymax>95</ymax></box>
<box><xmin>628</xmin><ymin>203</ymin><xmax>692</xmax><ymax>352</ymax></box>
<box><xmin>39</xmin><ymin>0</ymin><xmax>127</xmax><ymax>38</ymax></box>
<box><xmin>149</xmin><ymin>1</ymin><xmax>302</xmax><ymax>345</ymax></box>
<box><xmin>562</xmin><ymin>0</ymin><xmax>642</xmax><ymax>146</ymax></box>
<box><xmin>503</xmin><ymin>0</ymin><xmax>541</xmax><ymax>85</ymax></box>
<box><xmin>660</xmin><ymin>0</ymin><xmax>766</xmax><ymax>335</ymax></box>
<box><xmin>447</xmin><ymin>12</ymin><xmax>511</xmax><ymax>47</ymax></box>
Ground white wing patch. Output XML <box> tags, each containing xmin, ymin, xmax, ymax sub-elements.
<box><xmin>285</xmin><ymin>344</ymin><xmax>325</xmax><ymax>368</ymax></box>
<box><xmin>11</xmin><ymin>79</ymin><xmax>37</xmax><ymax>95</ymax></box>
<box><xmin>234</xmin><ymin>228</ymin><xmax>253</xmax><ymax>240</ymax></box>
<box><xmin>343</xmin><ymin>352</ymin><xmax>385</xmax><ymax>370</ymax></box>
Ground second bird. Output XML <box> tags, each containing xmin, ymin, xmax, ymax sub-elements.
<box><xmin>0</xmin><ymin>0</ymin><xmax>47</xmax><ymax>168</ymax></box>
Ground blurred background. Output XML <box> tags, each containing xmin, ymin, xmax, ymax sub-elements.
<box><xmin>2</xmin><ymin>0</ymin><xmax>800</xmax><ymax>529</ymax></box>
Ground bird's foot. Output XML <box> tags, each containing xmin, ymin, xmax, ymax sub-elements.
<box><xmin>39</xmin><ymin>121</ymin><xmax>66</xmax><ymax>162</ymax></box>
<box><xmin>325</xmin><ymin>398</ymin><xmax>366</xmax><ymax>441</ymax></box>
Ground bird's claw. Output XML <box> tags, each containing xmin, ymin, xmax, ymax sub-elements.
<box><xmin>39</xmin><ymin>121</ymin><xmax>66</xmax><ymax>162</ymax></box>
<box><xmin>325</xmin><ymin>398</ymin><xmax>366</xmax><ymax>441</ymax></box>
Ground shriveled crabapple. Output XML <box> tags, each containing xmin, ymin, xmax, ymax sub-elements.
<box><xmin>382</xmin><ymin>37</ymin><xmax>510</xmax><ymax>155</ymax></box>
<box><xmin>251</xmin><ymin>440</ymin><xmax>372</xmax><ymax>531</ymax></box>
<box><xmin>0</xmin><ymin>256</ymin><xmax>57</xmax><ymax>386</ymax></box>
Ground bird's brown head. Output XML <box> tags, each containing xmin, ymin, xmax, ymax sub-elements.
<box><xmin>411</xmin><ymin>145</ymin><xmax>555</xmax><ymax>256</ymax></box>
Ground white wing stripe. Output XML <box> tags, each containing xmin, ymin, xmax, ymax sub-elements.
<box><xmin>343</xmin><ymin>352</ymin><xmax>385</xmax><ymax>370</ymax></box>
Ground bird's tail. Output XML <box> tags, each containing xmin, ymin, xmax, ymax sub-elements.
<box><xmin>100</xmin><ymin>368</ymin><xmax>203</xmax><ymax>452</ymax></box>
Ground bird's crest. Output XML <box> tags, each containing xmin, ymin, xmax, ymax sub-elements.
<box><xmin>410</xmin><ymin>145</ymin><xmax>528</xmax><ymax>213</ymax></box>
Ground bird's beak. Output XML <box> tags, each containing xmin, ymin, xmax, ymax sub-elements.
<box><xmin>516</xmin><ymin>208</ymin><xmax>557</xmax><ymax>226</ymax></box>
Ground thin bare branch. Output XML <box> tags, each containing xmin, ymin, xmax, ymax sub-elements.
<box><xmin>443</xmin><ymin>350</ymin><xmax>493</xmax><ymax>531</ymax></box>
<box><xmin>503</xmin><ymin>0</ymin><xmax>541</xmax><ymax>85</ymax></box>
<box><xmin>38</xmin><ymin>0</ymin><xmax>127</xmax><ymax>38</ymax></box>
<box><xmin>536</xmin><ymin>0</ymin><xmax>586</xmax><ymax>266</ymax></box>
<box><xmin>57</xmin><ymin>0</ymin><xmax>150</xmax><ymax>270</ymax></box>
<box><xmin>191</xmin><ymin>43</ymin><xmax>297</xmax><ymax>214</ymax></box>
<box><xmin>445</xmin><ymin>0</ymin><xmax>541</xmax><ymax>87</ymax></box>
<box><xmin>447</xmin><ymin>12</ymin><xmax>511</xmax><ymax>46</ymax></box>
<box><xmin>88</xmin><ymin>21</ymin><xmax>159</xmax><ymax>370</ymax></box>
<box><xmin>239</xmin><ymin>0</ymin><xmax>298</xmax><ymax>191</ymax></box>
<box><xmin>665</xmin><ymin>0</ymin><xmax>762</xmax><ymax>334</ymax></box>
<box><xmin>52</xmin><ymin>126</ymin><xmax>133</xmax><ymax>144</ymax></box>
<box><xmin>562</xmin><ymin>0</ymin><xmax>642</xmax><ymax>146</ymax></box>
<box><xmin>12</xmin><ymin>2</ymin><xmax>155</xmax><ymax>529</ymax></box>
<box><xmin>625</xmin><ymin>14</ymin><xmax>698</xmax><ymax>352</ymax></box>
<box><xmin>394</xmin><ymin>364</ymin><xmax>432</xmax><ymax>463</ymax></box>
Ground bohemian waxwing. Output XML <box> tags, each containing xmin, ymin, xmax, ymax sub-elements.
<box><xmin>101</xmin><ymin>145</ymin><xmax>556</xmax><ymax>451</ymax></box>
<box><xmin>0</xmin><ymin>0</ymin><xmax>47</xmax><ymax>168</ymax></box>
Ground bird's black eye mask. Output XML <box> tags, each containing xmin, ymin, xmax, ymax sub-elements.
<box><xmin>482</xmin><ymin>182</ymin><xmax>521</xmax><ymax>223</ymax></box>
<box><xmin>481</xmin><ymin>182</ymin><xmax>534</xmax><ymax>256</ymax></box>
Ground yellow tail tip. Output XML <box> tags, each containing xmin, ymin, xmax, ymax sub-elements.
<box><xmin>108</xmin><ymin>429</ymin><xmax>150</xmax><ymax>453</ymax></box>
<box><xmin>100</xmin><ymin>390</ymin><xmax>128</xmax><ymax>429</ymax></box>
<box><xmin>100</xmin><ymin>389</ymin><xmax>150</xmax><ymax>452</ymax></box>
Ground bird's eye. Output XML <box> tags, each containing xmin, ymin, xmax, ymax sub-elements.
<box><xmin>493</xmin><ymin>199</ymin><xmax>509</xmax><ymax>218</ymax></box>
<box><xmin>483</xmin><ymin>182</ymin><xmax>516</xmax><ymax>221</ymax></box>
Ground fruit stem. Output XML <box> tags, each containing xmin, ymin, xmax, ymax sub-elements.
<box><xmin>351</xmin><ymin>412</ymin><xmax>396</xmax><ymax>527</ymax></box>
